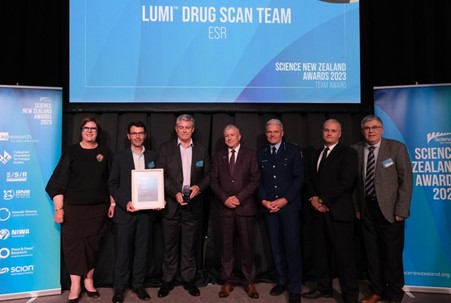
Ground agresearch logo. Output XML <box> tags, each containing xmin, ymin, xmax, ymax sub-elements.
<box><xmin>427</xmin><ymin>132</ymin><xmax>451</xmax><ymax>144</ymax></box>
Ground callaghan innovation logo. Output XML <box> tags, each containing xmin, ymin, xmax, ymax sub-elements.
<box><xmin>0</xmin><ymin>150</ymin><xmax>12</xmax><ymax>164</ymax></box>
<box><xmin>427</xmin><ymin>132</ymin><xmax>451</xmax><ymax>144</ymax></box>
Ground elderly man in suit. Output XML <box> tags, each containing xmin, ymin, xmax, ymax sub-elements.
<box><xmin>210</xmin><ymin>124</ymin><xmax>261</xmax><ymax>299</ymax></box>
<box><xmin>257</xmin><ymin>118</ymin><xmax>304</xmax><ymax>303</ymax></box>
<box><xmin>109</xmin><ymin>121</ymin><xmax>158</xmax><ymax>303</ymax></box>
<box><xmin>302</xmin><ymin>119</ymin><xmax>359</xmax><ymax>303</ymax></box>
<box><xmin>156</xmin><ymin>114</ymin><xmax>210</xmax><ymax>298</ymax></box>
<box><xmin>352</xmin><ymin>115</ymin><xmax>412</xmax><ymax>303</ymax></box>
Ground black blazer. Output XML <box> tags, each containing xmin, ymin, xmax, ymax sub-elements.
<box><xmin>157</xmin><ymin>140</ymin><xmax>210</xmax><ymax>219</ymax></box>
<box><xmin>108</xmin><ymin>147</ymin><xmax>157</xmax><ymax>224</ymax></box>
<box><xmin>305</xmin><ymin>143</ymin><xmax>358</xmax><ymax>221</ymax></box>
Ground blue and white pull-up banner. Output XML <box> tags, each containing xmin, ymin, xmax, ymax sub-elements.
<box><xmin>70</xmin><ymin>0</ymin><xmax>360</xmax><ymax>104</ymax></box>
<box><xmin>374</xmin><ymin>84</ymin><xmax>451</xmax><ymax>293</ymax></box>
<box><xmin>0</xmin><ymin>85</ymin><xmax>62</xmax><ymax>300</ymax></box>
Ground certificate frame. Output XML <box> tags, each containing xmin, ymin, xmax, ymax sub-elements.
<box><xmin>131</xmin><ymin>168</ymin><xmax>165</xmax><ymax>210</ymax></box>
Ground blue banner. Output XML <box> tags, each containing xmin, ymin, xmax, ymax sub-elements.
<box><xmin>375</xmin><ymin>84</ymin><xmax>451</xmax><ymax>292</ymax></box>
<box><xmin>70</xmin><ymin>0</ymin><xmax>360</xmax><ymax>103</ymax></box>
<box><xmin>0</xmin><ymin>85</ymin><xmax>62</xmax><ymax>299</ymax></box>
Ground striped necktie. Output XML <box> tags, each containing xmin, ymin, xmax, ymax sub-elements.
<box><xmin>365</xmin><ymin>146</ymin><xmax>376</xmax><ymax>196</ymax></box>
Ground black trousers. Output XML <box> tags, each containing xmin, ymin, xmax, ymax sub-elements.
<box><xmin>362</xmin><ymin>199</ymin><xmax>405</xmax><ymax>301</ymax></box>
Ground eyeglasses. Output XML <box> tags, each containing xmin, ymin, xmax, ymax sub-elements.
<box><xmin>81</xmin><ymin>127</ymin><xmax>98</xmax><ymax>132</ymax></box>
<box><xmin>362</xmin><ymin>125</ymin><xmax>382</xmax><ymax>132</ymax></box>
<box><xmin>129</xmin><ymin>132</ymin><xmax>145</xmax><ymax>136</ymax></box>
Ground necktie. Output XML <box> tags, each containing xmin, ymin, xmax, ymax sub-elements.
<box><xmin>318</xmin><ymin>147</ymin><xmax>329</xmax><ymax>171</ymax></box>
<box><xmin>365</xmin><ymin>146</ymin><xmax>376</xmax><ymax>196</ymax></box>
<box><xmin>229</xmin><ymin>149</ymin><xmax>236</xmax><ymax>176</ymax></box>
<box><xmin>272</xmin><ymin>146</ymin><xmax>277</xmax><ymax>155</ymax></box>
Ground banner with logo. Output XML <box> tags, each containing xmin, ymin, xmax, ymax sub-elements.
<box><xmin>0</xmin><ymin>85</ymin><xmax>62</xmax><ymax>299</ymax></box>
<box><xmin>374</xmin><ymin>84</ymin><xmax>451</xmax><ymax>293</ymax></box>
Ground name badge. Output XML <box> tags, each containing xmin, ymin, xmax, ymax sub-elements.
<box><xmin>196</xmin><ymin>160</ymin><xmax>204</xmax><ymax>168</ymax></box>
<box><xmin>147</xmin><ymin>161</ymin><xmax>156</xmax><ymax>168</ymax></box>
<box><xmin>382</xmin><ymin>158</ymin><xmax>394</xmax><ymax>168</ymax></box>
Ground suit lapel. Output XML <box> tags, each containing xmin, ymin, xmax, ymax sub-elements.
<box><xmin>190</xmin><ymin>144</ymin><xmax>198</xmax><ymax>177</ymax></box>
<box><xmin>175</xmin><ymin>141</ymin><xmax>183</xmax><ymax>174</ymax></box>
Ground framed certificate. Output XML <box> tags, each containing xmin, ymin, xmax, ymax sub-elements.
<box><xmin>131</xmin><ymin>168</ymin><xmax>165</xmax><ymax>210</ymax></box>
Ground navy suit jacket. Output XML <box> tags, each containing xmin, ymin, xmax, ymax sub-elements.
<box><xmin>211</xmin><ymin>146</ymin><xmax>261</xmax><ymax>217</ymax></box>
<box><xmin>157</xmin><ymin>140</ymin><xmax>210</xmax><ymax>219</ymax></box>
<box><xmin>108</xmin><ymin>147</ymin><xmax>157</xmax><ymax>224</ymax></box>
<box><xmin>305</xmin><ymin>143</ymin><xmax>358</xmax><ymax>222</ymax></box>
<box><xmin>257</xmin><ymin>142</ymin><xmax>304</xmax><ymax>213</ymax></box>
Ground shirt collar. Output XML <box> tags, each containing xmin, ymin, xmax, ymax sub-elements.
<box><xmin>177</xmin><ymin>138</ymin><xmax>193</xmax><ymax>147</ymax></box>
<box><xmin>228</xmin><ymin>144</ymin><xmax>241</xmax><ymax>154</ymax></box>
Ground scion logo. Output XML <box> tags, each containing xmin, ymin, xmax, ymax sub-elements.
<box><xmin>0</xmin><ymin>208</ymin><xmax>11</xmax><ymax>221</ymax></box>
<box><xmin>427</xmin><ymin>132</ymin><xmax>451</xmax><ymax>144</ymax></box>
<box><xmin>3</xmin><ymin>189</ymin><xmax>14</xmax><ymax>200</ymax></box>
<box><xmin>0</xmin><ymin>229</ymin><xmax>10</xmax><ymax>240</ymax></box>
<box><xmin>0</xmin><ymin>150</ymin><xmax>12</xmax><ymax>164</ymax></box>
<box><xmin>11</xmin><ymin>265</ymin><xmax>34</xmax><ymax>275</ymax></box>
<box><xmin>0</xmin><ymin>267</ymin><xmax>9</xmax><ymax>274</ymax></box>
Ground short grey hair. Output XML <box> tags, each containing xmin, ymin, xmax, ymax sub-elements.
<box><xmin>223</xmin><ymin>124</ymin><xmax>240</xmax><ymax>134</ymax></box>
<box><xmin>176</xmin><ymin>114</ymin><xmax>195</xmax><ymax>127</ymax></box>
<box><xmin>360</xmin><ymin>115</ymin><xmax>383</xmax><ymax>129</ymax></box>
<box><xmin>265</xmin><ymin>118</ymin><xmax>284</xmax><ymax>131</ymax></box>
<box><xmin>323</xmin><ymin>118</ymin><xmax>342</xmax><ymax>131</ymax></box>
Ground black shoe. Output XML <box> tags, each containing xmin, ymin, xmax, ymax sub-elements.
<box><xmin>67</xmin><ymin>291</ymin><xmax>81</xmax><ymax>303</ymax></box>
<box><xmin>158</xmin><ymin>282</ymin><xmax>174</xmax><ymax>298</ymax></box>
<box><xmin>112</xmin><ymin>290</ymin><xmax>124</xmax><ymax>303</ymax></box>
<box><xmin>270</xmin><ymin>284</ymin><xmax>287</xmax><ymax>296</ymax></box>
<box><xmin>289</xmin><ymin>293</ymin><xmax>302</xmax><ymax>303</ymax></box>
<box><xmin>133</xmin><ymin>287</ymin><xmax>150</xmax><ymax>301</ymax></box>
<box><xmin>86</xmin><ymin>290</ymin><xmax>100</xmax><ymax>298</ymax></box>
<box><xmin>184</xmin><ymin>283</ymin><xmax>200</xmax><ymax>296</ymax></box>
<box><xmin>302</xmin><ymin>289</ymin><xmax>332</xmax><ymax>299</ymax></box>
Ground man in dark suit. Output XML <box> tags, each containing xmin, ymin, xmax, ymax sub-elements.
<box><xmin>156</xmin><ymin>114</ymin><xmax>210</xmax><ymax>298</ymax></box>
<box><xmin>109</xmin><ymin>121</ymin><xmax>158</xmax><ymax>303</ymax></box>
<box><xmin>352</xmin><ymin>115</ymin><xmax>412</xmax><ymax>303</ymax></box>
<box><xmin>303</xmin><ymin>119</ymin><xmax>359</xmax><ymax>303</ymax></box>
<box><xmin>257</xmin><ymin>118</ymin><xmax>304</xmax><ymax>303</ymax></box>
<box><xmin>210</xmin><ymin>124</ymin><xmax>261</xmax><ymax>299</ymax></box>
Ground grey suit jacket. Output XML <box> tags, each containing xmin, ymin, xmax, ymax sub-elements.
<box><xmin>352</xmin><ymin>138</ymin><xmax>413</xmax><ymax>223</ymax></box>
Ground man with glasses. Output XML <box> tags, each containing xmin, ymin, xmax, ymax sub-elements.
<box><xmin>109</xmin><ymin>121</ymin><xmax>158</xmax><ymax>303</ymax></box>
<box><xmin>352</xmin><ymin>115</ymin><xmax>412</xmax><ymax>303</ymax></box>
<box><xmin>156</xmin><ymin>114</ymin><xmax>210</xmax><ymax>298</ymax></box>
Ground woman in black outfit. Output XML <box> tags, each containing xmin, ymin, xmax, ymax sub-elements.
<box><xmin>46</xmin><ymin>117</ymin><xmax>114</xmax><ymax>303</ymax></box>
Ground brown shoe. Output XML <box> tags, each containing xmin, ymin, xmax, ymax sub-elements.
<box><xmin>360</xmin><ymin>294</ymin><xmax>382</xmax><ymax>303</ymax></box>
<box><xmin>245</xmin><ymin>283</ymin><xmax>259</xmax><ymax>299</ymax></box>
<box><xmin>218</xmin><ymin>283</ymin><xmax>234</xmax><ymax>298</ymax></box>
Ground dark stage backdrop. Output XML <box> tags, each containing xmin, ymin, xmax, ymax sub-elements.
<box><xmin>2</xmin><ymin>0</ymin><xmax>451</xmax><ymax>289</ymax></box>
